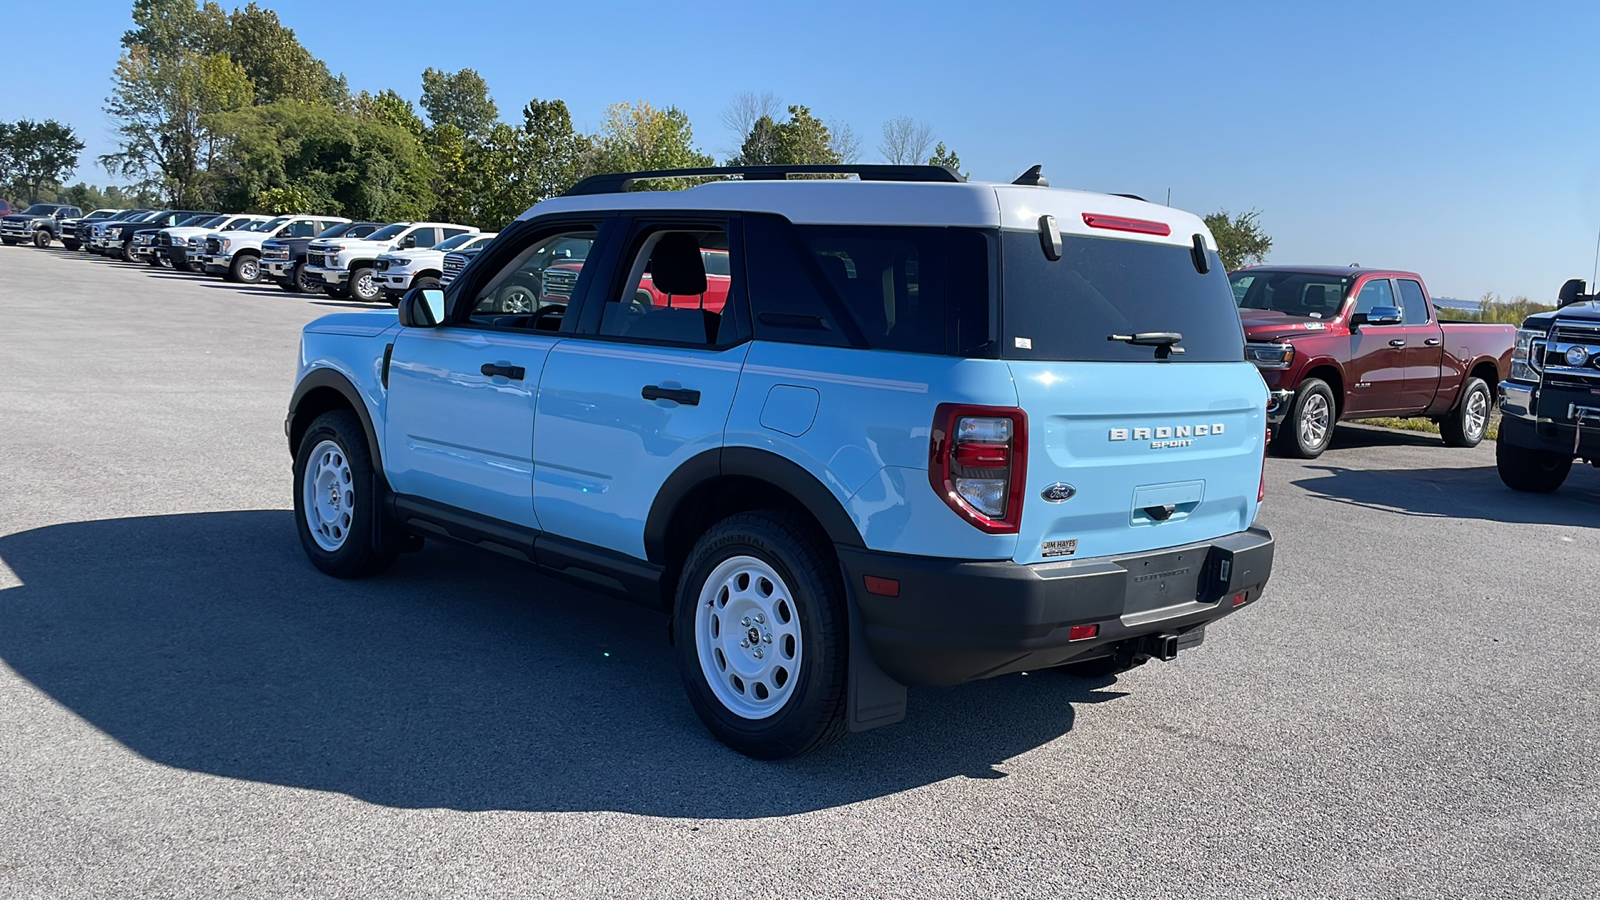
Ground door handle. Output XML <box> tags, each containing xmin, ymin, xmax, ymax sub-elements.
<box><xmin>1389</xmin><ymin>340</ymin><xmax>1408</xmax><ymax>348</ymax></box>
<box><xmin>481</xmin><ymin>362</ymin><xmax>526</xmax><ymax>380</ymax></box>
<box><xmin>642</xmin><ymin>385</ymin><xmax>701</xmax><ymax>406</ymax></box>
<box><xmin>1424</xmin><ymin>338</ymin><xmax>1442</xmax><ymax>346</ymax></box>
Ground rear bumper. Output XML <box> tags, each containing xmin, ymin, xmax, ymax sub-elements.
<box><xmin>839</xmin><ymin>527</ymin><xmax>1274</xmax><ymax>687</ymax></box>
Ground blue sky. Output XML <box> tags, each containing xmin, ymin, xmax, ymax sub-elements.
<box><xmin>5</xmin><ymin>0</ymin><xmax>1600</xmax><ymax>302</ymax></box>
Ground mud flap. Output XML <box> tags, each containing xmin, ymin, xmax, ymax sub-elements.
<box><xmin>846</xmin><ymin>588</ymin><xmax>907</xmax><ymax>732</ymax></box>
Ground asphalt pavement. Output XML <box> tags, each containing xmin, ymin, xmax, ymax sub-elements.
<box><xmin>1</xmin><ymin>246</ymin><xmax>1596</xmax><ymax>899</ymax></box>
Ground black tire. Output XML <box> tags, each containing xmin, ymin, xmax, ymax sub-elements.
<box><xmin>1273</xmin><ymin>377</ymin><xmax>1337</xmax><ymax>459</ymax></box>
<box><xmin>673</xmin><ymin>511</ymin><xmax>848</xmax><ymax>759</ymax></box>
<box><xmin>292</xmin><ymin>410</ymin><xmax>398</xmax><ymax>578</ymax></box>
<box><xmin>277</xmin><ymin>262</ymin><xmax>311</xmax><ymax>293</ymax></box>
<box><xmin>33</xmin><ymin>230</ymin><xmax>50</xmax><ymax>248</ymax></box>
<box><xmin>412</xmin><ymin>276</ymin><xmax>440</xmax><ymax>291</ymax></box>
<box><xmin>1496</xmin><ymin>438</ymin><xmax>1572</xmax><ymax>493</ymax></box>
<box><xmin>228</xmin><ymin>252</ymin><xmax>262</xmax><ymax>283</ymax></box>
<box><xmin>146</xmin><ymin>252</ymin><xmax>165</xmax><ymax>267</ymax></box>
<box><xmin>348</xmin><ymin>266</ymin><xmax>381</xmax><ymax>302</ymax></box>
<box><xmin>62</xmin><ymin>240</ymin><xmax>80</xmax><ymax>251</ymax></box>
<box><xmin>1440</xmin><ymin>377</ymin><xmax>1490</xmax><ymax>447</ymax></box>
<box><xmin>325</xmin><ymin>282</ymin><xmax>351</xmax><ymax>300</ymax></box>
<box><xmin>119</xmin><ymin>240</ymin><xmax>136</xmax><ymax>262</ymax></box>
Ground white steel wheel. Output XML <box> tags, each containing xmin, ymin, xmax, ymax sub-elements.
<box><xmin>302</xmin><ymin>439</ymin><xmax>356</xmax><ymax>552</ymax></box>
<box><xmin>694</xmin><ymin>555</ymin><xmax>803</xmax><ymax>720</ymax></box>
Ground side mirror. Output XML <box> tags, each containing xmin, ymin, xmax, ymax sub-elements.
<box><xmin>1559</xmin><ymin>278</ymin><xmax>1587</xmax><ymax>307</ymax></box>
<box><xmin>400</xmin><ymin>235</ymin><xmax>417</xmax><ymax>249</ymax></box>
<box><xmin>397</xmin><ymin>287</ymin><xmax>446</xmax><ymax>327</ymax></box>
<box><xmin>1350</xmin><ymin>306</ymin><xmax>1402</xmax><ymax>329</ymax></box>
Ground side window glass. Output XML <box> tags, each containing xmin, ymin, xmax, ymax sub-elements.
<box><xmin>1354</xmin><ymin>279</ymin><xmax>1395</xmax><ymax>316</ymax></box>
<box><xmin>1397</xmin><ymin>279</ymin><xmax>1430</xmax><ymax>325</ymax></box>
<box><xmin>598</xmin><ymin>226</ymin><xmax>734</xmax><ymax>346</ymax></box>
<box><xmin>411</xmin><ymin>228</ymin><xmax>439</xmax><ymax>248</ymax></box>
<box><xmin>469</xmin><ymin>227</ymin><xmax>598</xmax><ymax>329</ymax></box>
<box><xmin>286</xmin><ymin>220</ymin><xmax>313</xmax><ymax>238</ymax></box>
<box><xmin>441</xmin><ymin>227</ymin><xmax>470</xmax><ymax>241</ymax></box>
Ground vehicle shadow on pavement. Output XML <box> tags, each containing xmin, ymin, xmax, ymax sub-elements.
<box><xmin>0</xmin><ymin>512</ymin><xmax>1109</xmax><ymax>817</ymax></box>
<box><xmin>1292</xmin><ymin>461</ymin><xmax>1600</xmax><ymax>526</ymax></box>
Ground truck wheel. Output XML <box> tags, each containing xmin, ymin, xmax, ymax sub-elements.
<box><xmin>292</xmin><ymin>410</ymin><xmax>397</xmax><ymax>578</ymax></box>
<box><xmin>1496</xmin><ymin>439</ymin><xmax>1572</xmax><ymax>493</ymax></box>
<box><xmin>1440</xmin><ymin>377</ymin><xmax>1490</xmax><ymax>447</ymax></box>
<box><xmin>1273</xmin><ymin>378</ymin><xmax>1336</xmax><ymax>459</ymax></box>
<box><xmin>673</xmin><ymin>511</ymin><xmax>848</xmax><ymax>759</ymax></box>
<box><xmin>146</xmin><ymin>252</ymin><xmax>165</xmax><ymax>267</ymax></box>
<box><xmin>278</xmin><ymin>262</ymin><xmax>313</xmax><ymax>293</ymax></box>
<box><xmin>119</xmin><ymin>240</ymin><xmax>136</xmax><ymax>262</ymax></box>
<box><xmin>325</xmin><ymin>283</ymin><xmax>351</xmax><ymax>300</ymax></box>
<box><xmin>229</xmin><ymin>253</ymin><xmax>262</xmax><ymax>283</ymax></box>
<box><xmin>33</xmin><ymin>230</ymin><xmax>50</xmax><ymax>248</ymax></box>
<box><xmin>62</xmin><ymin>240</ymin><xmax>80</xmax><ymax>251</ymax></box>
<box><xmin>349</xmin><ymin>267</ymin><xmax>381</xmax><ymax>302</ymax></box>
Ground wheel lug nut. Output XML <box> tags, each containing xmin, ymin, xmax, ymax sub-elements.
<box><xmin>763</xmin><ymin>633</ymin><xmax>772</xmax><ymax>643</ymax></box>
<box><xmin>739</xmin><ymin>640</ymin><xmax>749</xmax><ymax>649</ymax></box>
<box><xmin>741</xmin><ymin>617</ymin><xmax>751</xmax><ymax>626</ymax></box>
<box><xmin>755</xmin><ymin>614</ymin><xmax>765</xmax><ymax>624</ymax></box>
<box><xmin>753</xmin><ymin>648</ymin><xmax>764</xmax><ymax>659</ymax></box>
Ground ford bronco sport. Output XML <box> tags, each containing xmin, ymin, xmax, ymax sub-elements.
<box><xmin>285</xmin><ymin>164</ymin><xmax>1275</xmax><ymax>758</ymax></box>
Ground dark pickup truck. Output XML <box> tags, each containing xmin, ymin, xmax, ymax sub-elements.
<box><xmin>1495</xmin><ymin>279</ymin><xmax>1600</xmax><ymax>492</ymax></box>
<box><xmin>261</xmin><ymin>221</ymin><xmax>384</xmax><ymax>293</ymax></box>
<box><xmin>1230</xmin><ymin>266</ymin><xmax>1514</xmax><ymax>457</ymax></box>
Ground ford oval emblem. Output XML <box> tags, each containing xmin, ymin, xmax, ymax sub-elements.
<box><xmin>1040</xmin><ymin>483</ymin><xmax>1077</xmax><ymax>503</ymax></box>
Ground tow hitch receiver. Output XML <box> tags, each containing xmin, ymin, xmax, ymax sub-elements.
<box><xmin>1142</xmin><ymin>632</ymin><xmax>1180</xmax><ymax>662</ymax></box>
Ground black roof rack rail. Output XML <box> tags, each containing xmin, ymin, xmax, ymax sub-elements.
<box><xmin>561</xmin><ymin>164</ymin><xmax>965</xmax><ymax>197</ymax></box>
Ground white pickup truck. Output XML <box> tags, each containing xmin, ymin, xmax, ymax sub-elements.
<box><xmin>154</xmin><ymin>214</ymin><xmax>271</xmax><ymax>271</ymax></box>
<box><xmin>304</xmin><ymin>221</ymin><xmax>477</xmax><ymax>302</ymax></box>
<box><xmin>374</xmin><ymin>231</ymin><xmax>497</xmax><ymax>303</ymax></box>
<box><xmin>199</xmin><ymin>215</ymin><xmax>350</xmax><ymax>283</ymax></box>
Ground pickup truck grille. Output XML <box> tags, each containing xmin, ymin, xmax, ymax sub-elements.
<box><xmin>306</xmin><ymin>252</ymin><xmax>326</xmax><ymax>268</ymax></box>
<box><xmin>1541</xmin><ymin>320</ymin><xmax>1600</xmax><ymax>383</ymax></box>
<box><xmin>205</xmin><ymin>238</ymin><xmax>221</xmax><ymax>254</ymax></box>
<box><xmin>440</xmin><ymin>254</ymin><xmax>467</xmax><ymax>286</ymax></box>
<box><xmin>542</xmin><ymin>268</ymin><xmax>579</xmax><ymax>297</ymax></box>
<box><xmin>262</xmin><ymin>245</ymin><xmax>289</xmax><ymax>260</ymax></box>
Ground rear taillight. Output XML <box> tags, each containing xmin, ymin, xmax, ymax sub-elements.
<box><xmin>929</xmin><ymin>404</ymin><xmax>1028</xmax><ymax>534</ymax></box>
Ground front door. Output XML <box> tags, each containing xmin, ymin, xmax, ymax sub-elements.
<box><xmin>1394</xmin><ymin>278</ymin><xmax>1444</xmax><ymax>412</ymax></box>
<box><xmin>1343</xmin><ymin>277</ymin><xmax>1408</xmax><ymax>415</ymax></box>
<box><xmin>382</xmin><ymin>222</ymin><xmax>608</xmax><ymax>529</ymax></box>
<box><xmin>532</xmin><ymin>218</ymin><xmax>749</xmax><ymax>560</ymax></box>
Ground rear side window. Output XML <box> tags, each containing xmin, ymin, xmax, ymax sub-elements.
<box><xmin>1397</xmin><ymin>279</ymin><xmax>1430</xmax><ymax>324</ymax></box>
<box><xmin>1002</xmin><ymin>233</ymin><xmax>1243</xmax><ymax>363</ymax></box>
<box><xmin>744</xmin><ymin>214</ymin><xmax>994</xmax><ymax>356</ymax></box>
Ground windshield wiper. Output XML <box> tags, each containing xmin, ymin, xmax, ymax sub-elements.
<box><xmin>1108</xmin><ymin>332</ymin><xmax>1184</xmax><ymax>360</ymax></box>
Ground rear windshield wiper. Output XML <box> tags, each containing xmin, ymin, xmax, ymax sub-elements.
<box><xmin>1108</xmin><ymin>332</ymin><xmax>1185</xmax><ymax>359</ymax></box>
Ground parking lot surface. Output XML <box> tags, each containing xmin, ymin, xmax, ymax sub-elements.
<box><xmin>2</xmin><ymin>247</ymin><xmax>1597</xmax><ymax>898</ymax></box>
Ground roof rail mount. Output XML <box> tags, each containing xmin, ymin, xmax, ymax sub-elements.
<box><xmin>1012</xmin><ymin>165</ymin><xmax>1049</xmax><ymax>187</ymax></box>
<box><xmin>562</xmin><ymin>164</ymin><xmax>966</xmax><ymax>197</ymax></box>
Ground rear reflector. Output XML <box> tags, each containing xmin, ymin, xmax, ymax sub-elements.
<box><xmin>1067</xmin><ymin>624</ymin><xmax>1099</xmax><ymax>641</ymax></box>
<box><xmin>1082</xmin><ymin>213</ymin><xmax>1172</xmax><ymax>236</ymax></box>
<box><xmin>1232</xmin><ymin>592</ymin><xmax>1248</xmax><ymax>607</ymax></box>
<box><xmin>864</xmin><ymin>576</ymin><xmax>900</xmax><ymax>597</ymax></box>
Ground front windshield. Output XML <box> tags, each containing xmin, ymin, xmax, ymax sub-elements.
<box><xmin>1230</xmin><ymin>271</ymin><xmax>1354</xmax><ymax>319</ymax></box>
<box><xmin>366</xmin><ymin>223</ymin><xmax>408</xmax><ymax>242</ymax></box>
<box><xmin>22</xmin><ymin>204</ymin><xmax>60</xmax><ymax>215</ymax></box>
<box><xmin>131</xmin><ymin>211</ymin><xmax>164</xmax><ymax>223</ymax></box>
<box><xmin>111</xmin><ymin>210</ymin><xmax>146</xmax><ymax>221</ymax></box>
<box><xmin>177</xmin><ymin>214</ymin><xmax>217</xmax><ymax>227</ymax></box>
<box><xmin>435</xmin><ymin>232</ymin><xmax>479</xmax><ymax>252</ymax></box>
<box><xmin>249</xmin><ymin>216</ymin><xmax>291</xmax><ymax>233</ymax></box>
<box><xmin>88</xmin><ymin>210</ymin><xmax>116</xmax><ymax>220</ymax></box>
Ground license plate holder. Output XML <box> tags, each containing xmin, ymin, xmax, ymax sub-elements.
<box><xmin>1119</xmin><ymin>547</ymin><xmax>1206</xmax><ymax>614</ymax></box>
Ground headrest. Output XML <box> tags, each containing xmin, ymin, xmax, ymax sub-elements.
<box><xmin>648</xmin><ymin>233</ymin><xmax>707</xmax><ymax>296</ymax></box>
<box><xmin>1303</xmin><ymin>284</ymin><xmax>1326</xmax><ymax>308</ymax></box>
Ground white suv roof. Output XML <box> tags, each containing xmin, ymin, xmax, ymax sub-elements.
<box><xmin>523</xmin><ymin>167</ymin><xmax>1211</xmax><ymax>251</ymax></box>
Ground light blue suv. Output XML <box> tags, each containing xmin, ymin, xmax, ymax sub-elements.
<box><xmin>286</xmin><ymin>164</ymin><xmax>1275</xmax><ymax>758</ymax></box>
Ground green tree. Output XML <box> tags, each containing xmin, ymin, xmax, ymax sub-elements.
<box><xmin>728</xmin><ymin>105</ymin><xmax>841</xmax><ymax>166</ymax></box>
<box><xmin>0</xmin><ymin>119</ymin><xmax>86</xmax><ymax>204</ymax></box>
<box><xmin>591</xmin><ymin>100</ymin><xmax>714</xmax><ymax>178</ymax></box>
<box><xmin>221</xmin><ymin>3</ymin><xmax>344</xmax><ymax>104</ymax></box>
<box><xmin>356</xmin><ymin>89</ymin><xmax>426</xmax><ymax>138</ymax></box>
<box><xmin>420</xmin><ymin>68</ymin><xmax>499</xmax><ymax>139</ymax></box>
<box><xmin>520</xmin><ymin>98</ymin><xmax>590</xmax><ymax>200</ymax></box>
<box><xmin>1203</xmin><ymin>209</ymin><xmax>1273</xmax><ymax>271</ymax></box>
<box><xmin>927</xmin><ymin>142</ymin><xmax>965</xmax><ymax>178</ymax></box>
<box><xmin>102</xmin><ymin>44</ymin><xmax>255</xmax><ymax>206</ymax></box>
<box><xmin>122</xmin><ymin>0</ymin><xmax>227</xmax><ymax>60</ymax></box>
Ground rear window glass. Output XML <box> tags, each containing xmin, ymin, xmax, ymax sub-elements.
<box><xmin>1002</xmin><ymin>232</ymin><xmax>1243</xmax><ymax>363</ymax></box>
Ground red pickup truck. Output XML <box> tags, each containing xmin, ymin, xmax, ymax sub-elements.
<box><xmin>1230</xmin><ymin>266</ymin><xmax>1514</xmax><ymax>458</ymax></box>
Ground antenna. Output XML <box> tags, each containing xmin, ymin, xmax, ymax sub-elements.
<box><xmin>1165</xmin><ymin>188</ymin><xmax>1171</xmax><ymax>206</ymax></box>
<box><xmin>1591</xmin><ymin>226</ymin><xmax>1600</xmax><ymax>290</ymax></box>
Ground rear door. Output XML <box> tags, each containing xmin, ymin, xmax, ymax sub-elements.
<box><xmin>1395</xmin><ymin>278</ymin><xmax>1445</xmax><ymax>411</ymax></box>
<box><xmin>531</xmin><ymin>216</ymin><xmax>750</xmax><ymax>560</ymax></box>
<box><xmin>999</xmin><ymin>229</ymin><xmax>1267</xmax><ymax>564</ymax></box>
